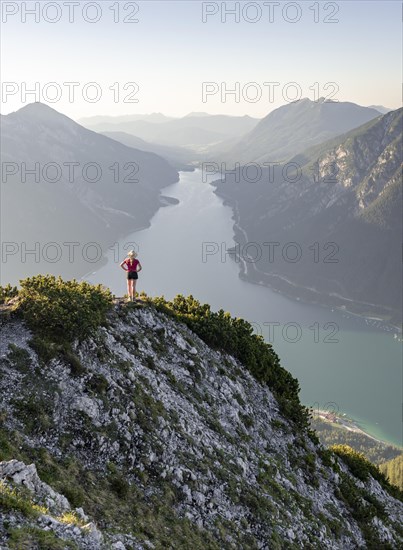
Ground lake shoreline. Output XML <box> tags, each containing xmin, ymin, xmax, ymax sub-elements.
<box><xmin>313</xmin><ymin>410</ymin><xmax>403</xmax><ymax>450</ymax></box>
<box><xmin>213</xmin><ymin>187</ymin><xmax>401</xmax><ymax>332</ymax></box>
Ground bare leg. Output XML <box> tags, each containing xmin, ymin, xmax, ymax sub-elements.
<box><xmin>133</xmin><ymin>280</ymin><xmax>137</xmax><ymax>301</ymax></box>
<box><xmin>129</xmin><ymin>280</ymin><xmax>134</xmax><ymax>300</ymax></box>
<box><xmin>126</xmin><ymin>278</ymin><xmax>131</xmax><ymax>299</ymax></box>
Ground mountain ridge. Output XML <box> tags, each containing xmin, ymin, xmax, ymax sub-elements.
<box><xmin>81</xmin><ymin>113</ymin><xmax>260</xmax><ymax>150</ymax></box>
<box><xmin>0</xmin><ymin>282</ymin><xmax>402</xmax><ymax>549</ymax></box>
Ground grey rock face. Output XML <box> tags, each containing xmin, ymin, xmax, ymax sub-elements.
<box><xmin>0</xmin><ymin>303</ymin><xmax>402</xmax><ymax>549</ymax></box>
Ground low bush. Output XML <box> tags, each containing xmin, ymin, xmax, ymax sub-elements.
<box><xmin>331</xmin><ymin>444</ymin><xmax>387</xmax><ymax>482</ymax></box>
<box><xmin>0</xmin><ymin>284</ymin><xmax>18</xmax><ymax>304</ymax></box>
<box><xmin>18</xmin><ymin>275</ymin><xmax>113</xmax><ymax>342</ymax></box>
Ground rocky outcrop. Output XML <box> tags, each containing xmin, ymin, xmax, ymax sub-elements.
<box><xmin>0</xmin><ymin>460</ymin><xmax>70</xmax><ymax>513</ymax></box>
<box><xmin>0</xmin><ymin>302</ymin><xmax>402</xmax><ymax>548</ymax></box>
<box><xmin>0</xmin><ymin>459</ymin><xmax>104</xmax><ymax>549</ymax></box>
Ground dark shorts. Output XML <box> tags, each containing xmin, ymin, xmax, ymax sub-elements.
<box><xmin>127</xmin><ymin>271</ymin><xmax>138</xmax><ymax>280</ymax></box>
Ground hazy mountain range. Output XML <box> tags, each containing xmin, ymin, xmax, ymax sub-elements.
<box><xmin>79</xmin><ymin>112</ymin><xmax>174</xmax><ymax>126</ymax></box>
<box><xmin>0</xmin><ymin>103</ymin><xmax>179</xmax><ymax>284</ymax></box>
<box><xmin>368</xmin><ymin>105</ymin><xmax>394</xmax><ymax>114</ymax></box>
<box><xmin>80</xmin><ymin>113</ymin><xmax>260</xmax><ymax>149</ymax></box>
<box><xmin>78</xmin><ymin>101</ymin><xmax>390</xmax><ymax>169</ymax></box>
<box><xmin>101</xmin><ymin>131</ymin><xmax>197</xmax><ymax>170</ymax></box>
<box><xmin>212</xmin><ymin>107</ymin><xmax>402</xmax><ymax>322</ymax></box>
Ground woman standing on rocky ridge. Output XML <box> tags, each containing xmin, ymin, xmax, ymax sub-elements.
<box><xmin>120</xmin><ymin>250</ymin><xmax>142</xmax><ymax>302</ymax></box>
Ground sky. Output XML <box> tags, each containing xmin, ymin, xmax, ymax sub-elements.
<box><xmin>0</xmin><ymin>0</ymin><xmax>401</xmax><ymax>120</ymax></box>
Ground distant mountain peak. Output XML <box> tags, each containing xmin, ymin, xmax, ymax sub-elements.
<box><xmin>17</xmin><ymin>101</ymin><xmax>60</xmax><ymax>115</ymax></box>
<box><xmin>184</xmin><ymin>111</ymin><xmax>210</xmax><ymax>118</ymax></box>
<box><xmin>11</xmin><ymin>102</ymin><xmax>74</xmax><ymax>126</ymax></box>
<box><xmin>368</xmin><ymin>105</ymin><xmax>394</xmax><ymax>114</ymax></box>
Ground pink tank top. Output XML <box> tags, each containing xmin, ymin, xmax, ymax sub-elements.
<box><xmin>125</xmin><ymin>258</ymin><xmax>139</xmax><ymax>272</ymax></box>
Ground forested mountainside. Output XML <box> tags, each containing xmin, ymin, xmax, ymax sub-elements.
<box><xmin>380</xmin><ymin>456</ymin><xmax>403</xmax><ymax>492</ymax></box>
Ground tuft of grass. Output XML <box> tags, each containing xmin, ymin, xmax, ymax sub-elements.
<box><xmin>6</xmin><ymin>344</ymin><xmax>32</xmax><ymax>373</ymax></box>
<box><xmin>0</xmin><ymin>480</ymin><xmax>48</xmax><ymax>518</ymax></box>
<box><xmin>56</xmin><ymin>511</ymin><xmax>87</xmax><ymax>527</ymax></box>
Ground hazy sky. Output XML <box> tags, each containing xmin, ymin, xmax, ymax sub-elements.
<box><xmin>1</xmin><ymin>1</ymin><xmax>401</xmax><ymax>119</ymax></box>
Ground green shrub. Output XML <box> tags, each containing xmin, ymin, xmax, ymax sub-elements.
<box><xmin>318</xmin><ymin>448</ymin><xmax>335</xmax><ymax>468</ymax></box>
<box><xmin>18</xmin><ymin>275</ymin><xmax>113</xmax><ymax>342</ymax></box>
<box><xmin>150</xmin><ymin>294</ymin><xmax>309</xmax><ymax>429</ymax></box>
<box><xmin>88</xmin><ymin>373</ymin><xmax>109</xmax><ymax>395</ymax></box>
<box><xmin>0</xmin><ymin>283</ymin><xmax>18</xmax><ymax>304</ymax></box>
<box><xmin>109</xmin><ymin>472</ymin><xmax>130</xmax><ymax>499</ymax></box>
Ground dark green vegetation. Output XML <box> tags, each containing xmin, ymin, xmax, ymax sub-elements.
<box><xmin>18</xmin><ymin>275</ymin><xmax>113</xmax><ymax>341</ymax></box>
<box><xmin>149</xmin><ymin>293</ymin><xmax>310</xmax><ymax>430</ymax></box>
<box><xmin>335</xmin><ymin>471</ymin><xmax>395</xmax><ymax>549</ymax></box>
<box><xmin>330</xmin><ymin>445</ymin><xmax>403</xmax><ymax>548</ymax></box>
